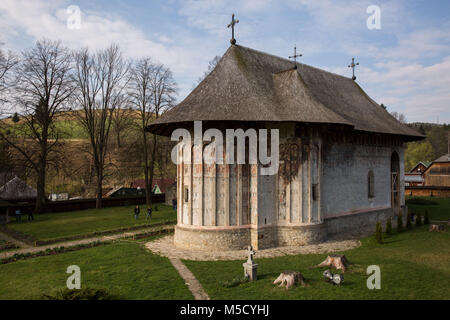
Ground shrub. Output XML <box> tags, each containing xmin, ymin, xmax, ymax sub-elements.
<box><xmin>397</xmin><ymin>213</ymin><xmax>403</xmax><ymax>233</ymax></box>
<box><xmin>375</xmin><ymin>221</ymin><xmax>383</xmax><ymax>244</ymax></box>
<box><xmin>386</xmin><ymin>218</ymin><xmax>392</xmax><ymax>235</ymax></box>
<box><xmin>405</xmin><ymin>197</ymin><xmax>438</xmax><ymax>206</ymax></box>
<box><xmin>154</xmin><ymin>205</ymin><xmax>159</xmax><ymax>211</ymax></box>
<box><xmin>406</xmin><ymin>211</ymin><xmax>412</xmax><ymax>229</ymax></box>
<box><xmin>416</xmin><ymin>214</ymin><xmax>422</xmax><ymax>227</ymax></box>
<box><xmin>424</xmin><ymin>210</ymin><xmax>430</xmax><ymax>224</ymax></box>
<box><xmin>42</xmin><ymin>288</ymin><xmax>110</xmax><ymax>300</ymax></box>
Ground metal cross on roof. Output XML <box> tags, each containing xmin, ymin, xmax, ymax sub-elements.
<box><xmin>227</xmin><ymin>13</ymin><xmax>239</xmax><ymax>45</ymax></box>
<box><xmin>348</xmin><ymin>57</ymin><xmax>359</xmax><ymax>80</ymax></box>
<box><xmin>289</xmin><ymin>45</ymin><xmax>302</xmax><ymax>69</ymax></box>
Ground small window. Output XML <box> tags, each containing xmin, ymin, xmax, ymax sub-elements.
<box><xmin>312</xmin><ymin>184</ymin><xmax>319</xmax><ymax>201</ymax></box>
<box><xmin>368</xmin><ymin>171</ymin><xmax>375</xmax><ymax>198</ymax></box>
<box><xmin>184</xmin><ymin>186</ymin><xmax>189</xmax><ymax>203</ymax></box>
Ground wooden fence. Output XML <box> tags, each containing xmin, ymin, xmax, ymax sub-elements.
<box><xmin>0</xmin><ymin>193</ymin><xmax>165</xmax><ymax>216</ymax></box>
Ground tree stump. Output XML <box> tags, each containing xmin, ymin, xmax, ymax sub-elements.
<box><xmin>318</xmin><ymin>254</ymin><xmax>349</xmax><ymax>272</ymax></box>
<box><xmin>429</xmin><ymin>224</ymin><xmax>445</xmax><ymax>232</ymax></box>
<box><xmin>273</xmin><ymin>271</ymin><xmax>307</xmax><ymax>289</ymax></box>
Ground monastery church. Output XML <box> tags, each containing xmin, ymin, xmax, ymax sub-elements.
<box><xmin>147</xmin><ymin>43</ymin><xmax>423</xmax><ymax>251</ymax></box>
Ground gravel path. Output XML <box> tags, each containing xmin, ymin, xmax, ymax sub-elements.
<box><xmin>0</xmin><ymin>225</ymin><xmax>174</xmax><ymax>259</ymax></box>
<box><xmin>145</xmin><ymin>235</ymin><xmax>361</xmax><ymax>261</ymax></box>
<box><xmin>169</xmin><ymin>258</ymin><xmax>210</xmax><ymax>300</ymax></box>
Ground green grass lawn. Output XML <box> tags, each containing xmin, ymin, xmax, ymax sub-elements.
<box><xmin>7</xmin><ymin>204</ymin><xmax>176</xmax><ymax>242</ymax></box>
<box><xmin>406</xmin><ymin>196</ymin><xmax>450</xmax><ymax>221</ymax></box>
<box><xmin>184</xmin><ymin>225</ymin><xmax>450</xmax><ymax>300</ymax></box>
<box><xmin>0</xmin><ymin>238</ymin><xmax>193</xmax><ymax>300</ymax></box>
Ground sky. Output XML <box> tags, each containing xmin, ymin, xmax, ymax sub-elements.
<box><xmin>0</xmin><ymin>0</ymin><xmax>449</xmax><ymax>123</ymax></box>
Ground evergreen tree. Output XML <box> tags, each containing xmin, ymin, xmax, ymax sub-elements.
<box><xmin>397</xmin><ymin>213</ymin><xmax>403</xmax><ymax>233</ymax></box>
<box><xmin>375</xmin><ymin>221</ymin><xmax>384</xmax><ymax>244</ymax></box>
<box><xmin>386</xmin><ymin>218</ymin><xmax>392</xmax><ymax>235</ymax></box>
<box><xmin>424</xmin><ymin>210</ymin><xmax>430</xmax><ymax>224</ymax></box>
<box><xmin>406</xmin><ymin>211</ymin><xmax>412</xmax><ymax>229</ymax></box>
<box><xmin>416</xmin><ymin>214</ymin><xmax>422</xmax><ymax>226</ymax></box>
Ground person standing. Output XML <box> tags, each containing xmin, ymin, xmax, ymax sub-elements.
<box><xmin>27</xmin><ymin>209</ymin><xmax>34</xmax><ymax>221</ymax></box>
<box><xmin>146</xmin><ymin>207</ymin><xmax>153</xmax><ymax>220</ymax></box>
<box><xmin>15</xmin><ymin>208</ymin><xmax>22</xmax><ymax>223</ymax></box>
<box><xmin>172</xmin><ymin>198</ymin><xmax>177</xmax><ymax>211</ymax></box>
<box><xmin>134</xmin><ymin>205</ymin><xmax>140</xmax><ymax>220</ymax></box>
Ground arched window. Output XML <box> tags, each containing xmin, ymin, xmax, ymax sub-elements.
<box><xmin>368</xmin><ymin>170</ymin><xmax>375</xmax><ymax>198</ymax></box>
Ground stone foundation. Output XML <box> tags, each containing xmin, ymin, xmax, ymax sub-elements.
<box><xmin>276</xmin><ymin>223</ymin><xmax>327</xmax><ymax>246</ymax></box>
<box><xmin>325</xmin><ymin>206</ymin><xmax>407</xmax><ymax>238</ymax></box>
<box><xmin>174</xmin><ymin>222</ymin><xmax>327</xmax><ymax>251</ymax></box>
<box><xmin>174</xmin><ymin>206</ymin><xmax>408</xmax><ymax>251</ymax></box>
<box><xmin>174</xmin><ymin>225</ymin><xmax>251</xmax><ymax>251</ymax></box>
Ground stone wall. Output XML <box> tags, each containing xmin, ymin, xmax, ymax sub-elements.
<box><xmin>325</xmin><ymin>206</ymin><xmax>407</xmax><ymax>238</ymax></box>
<box><xmin>173</xmin><ymin>123</ymin><xmax>407</xmax><ymax>251</ymax></box>
<box><xmin>174</xmin><ymin>222</ymin><xmax>328</xmax><ymax>251</ymax></box>
<box><xmin>321</xmin><ymin>141</ymin><xmax>404</xmax><ymax>218</ymax></box>
<box><xmin>174</xmin><ymin>225</ymin><xmax>251</xmax><ymax>251</ymax></box>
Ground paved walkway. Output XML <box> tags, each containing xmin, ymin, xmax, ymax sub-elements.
<box><xmin>169</xmin><ymin>258</ymin><xmax>210</xmax><ymax>300</ymax></box>
<box><xmin>145</xmin><ymin>235</ymin><xmax>360</xmax><ymax>261</ymax></box>
<box><xmin>0</xmin><ymin>225</ymin><xmax>174</xmax><ymax>259</ymax></box>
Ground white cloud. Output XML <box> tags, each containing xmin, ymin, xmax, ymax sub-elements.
<box><xmin>0</xmin><ymin>0</ymin><xmax>217</xmax><ymax>99</ymax></box>
<box><xmin>0</xmin><ymin>0</ymin><xmax>449</xmax><ymax>123</ymax></box>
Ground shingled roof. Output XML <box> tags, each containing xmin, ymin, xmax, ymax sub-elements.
<box><xmin>0</xmin><ymin>176</ymin><xmax>37</xmax><ymax>200</ymax></box>
<box><xmin>147</xmin><ymin>45</ymin><xmax>423</xmax><ymax>141</ymax></box>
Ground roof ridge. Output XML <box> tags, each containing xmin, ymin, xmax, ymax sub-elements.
<box><xmin>235</xmin><ymin>44</ymin><xmax>354</xmax><ymax>81</ymax></box>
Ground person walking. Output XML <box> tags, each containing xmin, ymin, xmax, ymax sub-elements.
<box><xmin>15</xmin><ymin>208</ymin><xmax>22</xmax><ymax>223</ymax></box>
<box><xmin>27</xmin><ymin>209</ymin><xmax>34</xmax><ymax>221</ymax></box>
<box><xmin>134</xmin><ymin>205</ymin><xmax>140</xmax><ymax>220</ymax></box>
<box><xmin>146</xmin><ymin>207</ymin><xmax>153</xmax><ymax>220</ymax></box>
<box><xmin>172</xmin><ymin>198</ymin><xmax>177</xmax><ymax>211</ymax></box>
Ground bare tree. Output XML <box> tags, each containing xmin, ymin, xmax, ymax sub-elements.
<box><xmin>111</xmin><ymin>107</ymin><xmax>134</xmax><ymax>148</ymax></box>
<box><xmin>0</xmin><ymin>39</ymin><xmax>74</xmax><ymax>213</ymax></box>
<box><xmin>0</xmin><ymin>46</ymin><xmax>18</xmax><ymax>105</ymax></box>
<box><xmin>195</xmin><ymin>55</ymin><xmax>220</xmax><ymax>86</ymax></box>
<box><xmin>391</xmin><ymin>111</ymin><xmax>407</xmax><ymax>124</ymax></box>
<box><xmin>128</xmin><ymin>58</ymin><xmax>176</xmax><ymax>206</ymax></box>
<box><xmin>73</xmin><ymin>44</ymin><xmax>129</xmax><ymax>209</ymax></box>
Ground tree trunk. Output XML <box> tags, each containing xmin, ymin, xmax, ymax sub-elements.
<box><xmin>143</xmin><ymin>129</ymin><xmax>151</xmax><ymax>207</ymax></box>
<box><xmin>429</xmin><ymin>224</ymin><xmax>445</xmax><ymax>232</ymax></box>
<box><xmin>318</xmin><ymin>255</ymin><xmax>349</xmax><ymax>272</ymax></box>
<box><xmin>148</xmin><ymin>133</ymin><xmax>157</xmax><ymax>207</ymax></box>
<box><xmin>273</xmin><ymin>271</ymin><xmax>307</xmax><ymax>289</ymax></box>
<box><xmin>116</xmin><ymin>130</ymin><xmax>121</xmax><ymax>149</ymax></box>
<box><xmin>34</xmin><ymin>164</ymin><xmax>46</xmax><ymax>214</ymax></box>
<box><xmin>96</xmin><ymin>170</ymin><xmax>103</xmax><ymax>209</ymax></box>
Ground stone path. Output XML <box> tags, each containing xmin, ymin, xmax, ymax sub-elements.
<box><xmin>0</xmin><ymin>231</ymin><xmax>30</xmax><ymax>249</ymax></box>
<box><xmin>169</xmin><ymin>258</ymin><xmax>210</xmax><ymax>300</ymax></box>
<box><xmin>145</xmin><ymin>235</ymin><xmax>361</xmax><ymax>261</ymax></box>
<box><xmin>0</xmin><ymin>225</ymin><xmax>174</xmax><ymax>260</ymax></box>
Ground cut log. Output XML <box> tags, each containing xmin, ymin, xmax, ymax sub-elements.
<box><xmin>318</xmin><ymin>254</ymin><xmax>349</xmax><ymax>272</ymax></box>
<box><xmin>273</xmin><ymin>271</ymin><xmax>307</xmax><ymax>289</ymax></box>
<box><xmin>429</xmin><ymin>224</ymin><xmax>445</xmax><ymax>232</ymax></box>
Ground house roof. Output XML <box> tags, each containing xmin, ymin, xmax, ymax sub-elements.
<box><xmin>409</xmin><ymin>161</ymin><xmax>432</xmax><ymax>173</ymax></box>
<box><xmin>104</xmin><ymin>186</ymin><xmax>124</xmax><ymax>198</ymax></box>
<box><xmin>433</xmin><ymin>154</ymin><xmax>450</xmax><ymax>163</ymax></box>
<box><xmin>0</xmin><ymin>176</ymin><xmax>37</xmax><ymax>200</ymax></box>
<box><xmin>147</xmin><ymin>44</ymin><xmax>423</xmax><ymax>141</ymax></box>
<box><xmin>132</xmin><ymin>178</ymin><xmax>176</xmax><ymax>193</ymax></box>
<box><xmin>404</xmin><ymin>174</ymin><xmax>424</xmax><ymax>182</ymax></box>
